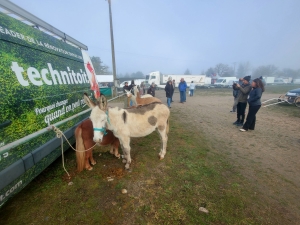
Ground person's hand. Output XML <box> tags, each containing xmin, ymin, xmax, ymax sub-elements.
<box><xmin>236</xmin><ymin>83</ymin><xmax>240</xmax><ymax>88</ymax></box>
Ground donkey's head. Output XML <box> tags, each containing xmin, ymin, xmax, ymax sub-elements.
<box><xmin>125</xmin><ymin>89</ymin><xmax>132</xmax><ymax>97</ymax></box>
<box><xmin>83</xmin><ymin>93</ymin><xmax>108</xmax><ymax>143</ymax></box>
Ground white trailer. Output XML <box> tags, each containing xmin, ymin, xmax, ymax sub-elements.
<box><xmin>264</xmin><ymin>77</ymin><xmax>275</xmax><ymax>84</ymax></box>
<box><xmin>145</xmin><ymin>71</ymin><xmax>208</xmax><ymax>88</ymax></box>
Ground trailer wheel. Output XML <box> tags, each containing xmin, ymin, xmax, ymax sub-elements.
<box><xmin>295</xmin><ymin>96</ymin><xmax>300</xmax><ymax>107</ymax></box>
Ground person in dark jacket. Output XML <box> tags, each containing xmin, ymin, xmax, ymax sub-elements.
<box><xmin>123</xmin><ymin>82</ymin><xmax>131</xmax><ymax>108</ymax></box>
<box><xmin>123</xmin><ymin>82</ymin><xmax>131</xmax><ymax>93</ymax></box>
<box><xmin>231</xmin><ymin>78</ymin><xmax>243</xmax><ymax>112</ymax></box>
<box><xmin>171</xmin><ymin>79</ymin><xmax>175</xmax><ymax>102</ymax></box>
<box><xmin>165</xmin><ymin>80</ymin><xmax>174</xmax><ymax>108</ymax></box>
<box><xmin>240</xmin><ymin>78</ymin><xmax>265</xmax><ymax>131</ymax></box>
<box><xmin>128</xmin><ymin>80</ymin><xmax>136</xmax><ymax>106</ymax></box>
<box><xmin>147</xmin><ymin>82</ymin><xmax>156</xmax><ymax>97</ymax></box>
<box><xmin>233</xmin><ymin>75</ymin><xmax>252</xmax><ymax>126</ymax></box>
<box><xmin>128</xmin><ymin>80</ymin><xmax>135</xmax><ymax>94</ymax></box>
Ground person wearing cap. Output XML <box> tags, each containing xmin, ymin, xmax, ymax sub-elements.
<box><xmin>259</xmin><ymin>76</ymin><xmax>266</xmax><ymax>86</ymax></box>
<box><xmin>233</xmin><ymin>75</ymin><xmax>252</xmax><ymax>126</ymax></box>
<box><xmin>165</xmin><ymin>80</ymin><xmax>174</xmax><ymax>108</ymax></box>
<box><xmin>178</xmin><ymin>78</ymin><xmax>187</xmax><ymax>103</ymax></box>
<box><xmin>240</xmin><ymin>78</ymin><xmax>265</xmax><ymax>132</ymax></box>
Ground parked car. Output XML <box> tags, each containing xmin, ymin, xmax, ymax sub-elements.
<box><xmin>285</xmin><ymin>88</ymin><xmax>300</xmax><ymax>104</ymax></box>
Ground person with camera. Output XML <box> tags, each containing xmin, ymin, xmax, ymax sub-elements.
<box><xmin>233</xmin><ymin>75</ymin><xmax>252</xmax><ymax>126</ymax></box>
<box><xmin>240</xmin><ymin>78</ymin><xmax>265</xmax><ymax>132</ymax></box>
<box><xmin>231</xmin><ymin>78</ymin><xmax>243</xmax><ymax>112</ymax></box>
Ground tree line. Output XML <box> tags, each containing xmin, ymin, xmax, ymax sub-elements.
<box><xmin>91</xmin><ymin>56</ymin><xmax>300</xmax><ymax>80</ymax></box>
<box><xmin>91</xmin><ymin>56</ymin><xmax>145</xmax><ymax>80</ymax></box>
<box><xmin>205</xmin><ymin>62</ymin><xmax>300</xmax><ymax>79</ymax></box>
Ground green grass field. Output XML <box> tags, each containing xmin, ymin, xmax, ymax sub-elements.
<box><xmin>0</xmin><ymin>112</ymin><xmax>285</xmax><ymax>224</ymax></box>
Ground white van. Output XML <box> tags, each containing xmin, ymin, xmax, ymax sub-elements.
<box><xmin>0</xmin><ymin>1</ymin><xmax>96</xmax><ymax>206</ymax></box>
<box><xmin>214</xmin><ymin>77</ymin><xmax>238</xmax><ymax>88</ymax></box>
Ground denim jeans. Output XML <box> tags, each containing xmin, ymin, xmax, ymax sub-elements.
<box><xmin>167</xmin><ymin>98</ymin><xmax>171</xmax><ymax>107</ymax></box>
<box><xmin>190</xmin><ymin>89</ymin><xmax>194</xmax><ymax>96</ymax></box>
<box><xmin>180</xmin><ymin>91</ymin><xmax>186</xmax><ymax>102</ymax></box>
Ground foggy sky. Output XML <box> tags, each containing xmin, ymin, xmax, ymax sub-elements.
<box><xmin>8</xmin><ymin>0</ymin><xmax>300</xmax><ymax>75</ymax></box>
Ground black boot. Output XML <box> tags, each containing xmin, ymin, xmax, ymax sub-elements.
<box><xmin>236</xmin><ymin>121</ymin><xmax>244</xmax><ymax>126</ymax></box>
<box><xmin>233</xmin><ymin>120</ymin><xmax>240</xmax><ymax>125</ymax></box>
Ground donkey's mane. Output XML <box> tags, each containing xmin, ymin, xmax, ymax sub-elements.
<box><xmin>128</xmin><ymin>101</ymin><xmax>162</xmax><ymax>109</ymax></box>
<box><xmin>107</xmin><ymin>102</ymin><xmax>162</xmax><ymax>115</ymax></box>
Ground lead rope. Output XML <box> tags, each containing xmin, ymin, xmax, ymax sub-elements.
<box><xmin>51</xmin><ymin>125</ymin><xmax>97</xmax><ymax>178</ymax></box>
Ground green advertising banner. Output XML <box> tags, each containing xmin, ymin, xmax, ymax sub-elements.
<box><xmin>0</xmin><ymin>11</ymin><xmax>96</xmax><ymax>205</ymax></box>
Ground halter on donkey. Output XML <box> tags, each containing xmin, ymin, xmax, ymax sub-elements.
<box><xmin>75</xmin><ymin>118</ymin><xmax>120</xmax><ymax>172</ymax></box>
<box><xmin>83</xmin><ymin>93</ymin><xmax>170</xmax><ymax>169</ymax></box>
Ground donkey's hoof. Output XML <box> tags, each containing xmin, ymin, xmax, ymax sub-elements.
<box><xmin>122</xmin><ymin>159</ymin><xmax>127</xmax><ymax>164</ymax></box>
<box><xmin>125</xmin><ymin>164</ymin><xmax>130</xmax><ymax>170</ymax></box>
<box><xmin>159</xmin><ymin>155</ymin><xmax>165</xmax><ymax>160</ymax></box>
<box><xmin>115</xmin><ymin>153</ymin><xmax>121</xmax><ymax>158</ymax></box>
<box><xmin>86</xmin><ymin>167</ymin><xmax>93</xmax><ymax>171</ymax></box>
<box><xmin>91</xmin><ymin>161</ymin><xmax>96</xmax><ymax>165</ymax></box>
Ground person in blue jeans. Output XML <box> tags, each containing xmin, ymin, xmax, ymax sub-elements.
<box><xmin>189</xmin><ymin>81</ymin><xmax>195</xmax><ymax>96</ymax></box>
<box><xmin>178</xmin><ymin>78</ymin><xmax>187</xmax><ymax>103</ymax></box>
<box><xmin>165</xmin><ymin>80</ymin><xmax>174</xmax><ymax>108</ymax></box>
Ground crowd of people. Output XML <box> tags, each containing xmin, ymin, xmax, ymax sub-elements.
<box><xmin>123</xmin><ymin>76</ymin><xmax>264</xmax><ymax>132</ymax></box>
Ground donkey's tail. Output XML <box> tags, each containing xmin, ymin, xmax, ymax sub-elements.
<box><xmin>166</xmin><ymin>118</ymin><xmax>170</xmax><ymax>134</ymax></box>
<box><xmin>75</xmin><ymin>126</ymin><xmax>85</xmax><ymax>172</ymax></box>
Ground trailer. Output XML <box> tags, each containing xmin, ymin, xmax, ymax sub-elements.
<box><xmin>0</xmin><ymin>1</ymin><xmax>96</xmax><ymax>206</ymax></box>
<box><xmin>145</xmin><ymin>71</ymin><xmax>208</xmax><ymax>88</ymax></box>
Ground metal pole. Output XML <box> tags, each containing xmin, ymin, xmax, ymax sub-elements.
<box><xmin>107</xmin><ymin>0</ymin><xmax>117</xmax><ymax>96</ymax></box>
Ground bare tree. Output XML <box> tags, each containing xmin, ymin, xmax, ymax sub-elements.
<box><xmin>91</xmin><ymin>56</ymin><xmax>110</xmax><ymax>74</ymax></box>
<box><xmin>214</xmin><ymin>63</ymin><xmax>231</xmax><ymax>76</ymax></box>
<box><xmin>184</xmin><ymin>69</ymin><xmax>191</xmax><ymax>75</ymax></box>
<box><xmin>237</xmin><ymin>62</ymin><xmax>251</xmax><ymax>78</ymax></box>
<box><xmin>279</xmin><ymin>68</ymin><xmax>300</xmax><ymax>79</ymax></box>
<box><xmin>252</xmin><ymin>65</ymin><xmax>278</xmax><ymax>78</ymax></box>
<box><xmin>205</xmin><ymin>67</ymin><xmax>215</xmax><ymax>77</ymax></box>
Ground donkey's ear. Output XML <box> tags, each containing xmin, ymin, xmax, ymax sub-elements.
<box><xmin>125</xmin><ymin>89</ymin><xmax>131</xmax><ymax>97</ymax></box>
<box><xmin>96</xmin><ymin>95</ymin><xmax>107</xmax><ymax>110</ymax></box>
<box><xmin>83</xmin><ymin>93</ymin><xmax>96</xmax><ymax>109</ymax></box>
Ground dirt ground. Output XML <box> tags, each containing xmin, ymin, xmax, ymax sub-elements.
<box><xmin>155</xmin><ymin>88</ymin><xmax>300</xmax><ymax>222</ymax></box>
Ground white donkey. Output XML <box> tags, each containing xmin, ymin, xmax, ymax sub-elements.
<box><xmin>83</xmin><ymin>94</ymin><xmax>170</xmax><ymax>169</ymax></box>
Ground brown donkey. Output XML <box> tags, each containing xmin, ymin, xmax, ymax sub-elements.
<box><xmin>125</xmin><ymin>86</ymin><xmax>161</xmax><ymax>106</ymax></box>
<box><xmin>75</xmin><ymin>119</ymin><xmax>120</xmax><ymax>172</ymax></box>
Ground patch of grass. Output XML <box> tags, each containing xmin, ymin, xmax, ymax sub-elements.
<box><xmin>0</xmin><ymin>114</ymin><xmax>287</xmax><ymax>224</ymax></box>
<box><xmin>264</xmin><ymin>101</ymin><xmax>300</xmax><ymax>118</ymax></box>
<box><xmin>195</xmin><ymin>87</ymin><xmax>232</xmax><ymax>96</ymax></box>
<box><xmin>264</xmin><ymin>84</ymin><xmax>299</xmax><ymax>94</ymax></box>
